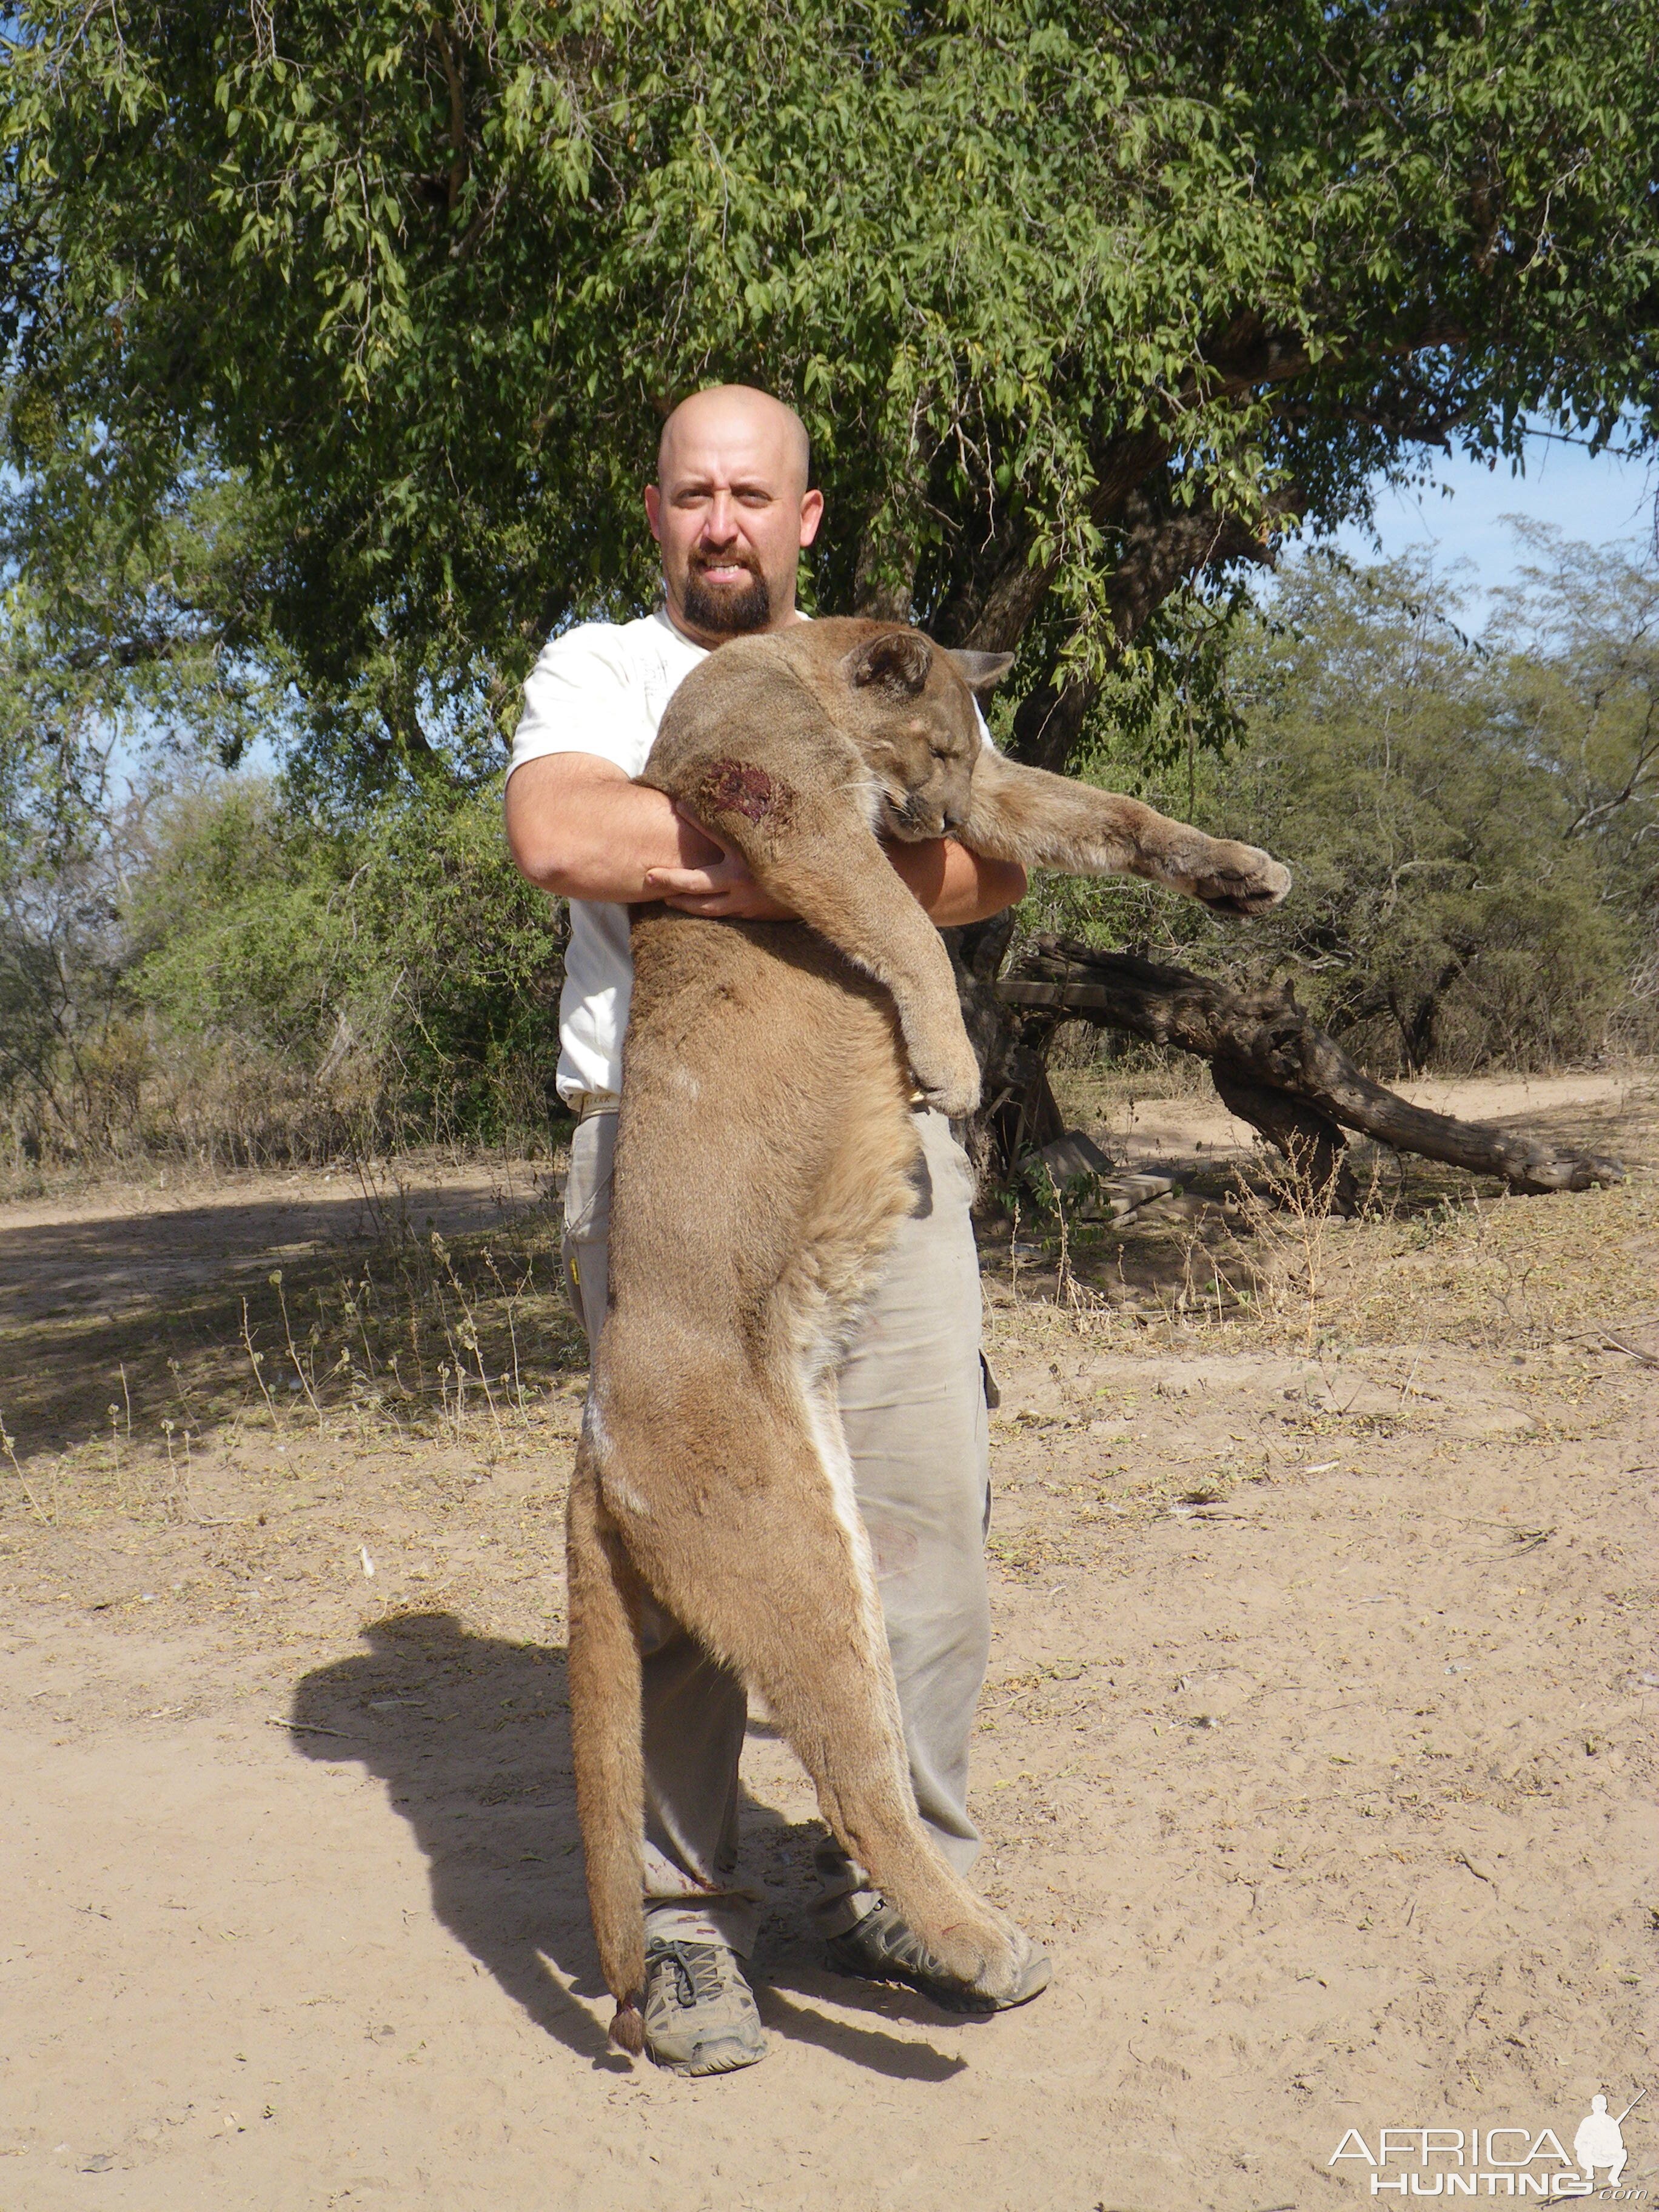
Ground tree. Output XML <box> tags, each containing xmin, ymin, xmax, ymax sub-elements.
<box><xmin>3</xmin><ymin>0</ymin><xmax>1656</xmax><ymax>1175</ymax></box>
<box><xmin>1490</xmin><ymin>523</ymin><xmax>1659</xmax><ymax>868</ymax></box>
<box><xmin>1199</xmin><ymin>554</ymin><xmax>1645</xmax><ymax>1074</ymax></box>
<box><xmin>0</xmin><ymin>444</ymin><xmax>298</xmax><ymax>1155</ymax></box>
<box><xmin>127</xmin><ymin>777</ymin><xmax>569</xmax><ymax>1157</ymax></box>
<box><xmin>5</xmin><ymin>0</ymin><xmax>1657</xmax><ymax>781</ymax></box>
<box><xmin>979</xmin><ymin>548</ymin><xmax>1652</xmax><ymax>1184</ymax></box>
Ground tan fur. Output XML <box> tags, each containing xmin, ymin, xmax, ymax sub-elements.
<box><xmin>566</xmin><ymin>620</ymin><xmax>1290</xmax><ymax>2045</ymax></box>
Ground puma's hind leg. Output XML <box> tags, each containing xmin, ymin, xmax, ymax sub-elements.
<box><xmin>592</xmin><ymin>1360</ymin><xmax>1025</xmax><ymax>2005</ymax></box>
<box><xmin>566</xmin><ymin>1444</ymin><xmax>649</xmax><ymax>2053</ymax></box>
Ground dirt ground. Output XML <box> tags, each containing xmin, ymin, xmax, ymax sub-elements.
<box><xmin>1</xmin><ymin>1073</ymin><xmax>1655</xmax><ymax>2211</ymax></box>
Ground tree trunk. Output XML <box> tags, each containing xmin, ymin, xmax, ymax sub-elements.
<box><xmin>1207</xmin><ymin>1069</ymin><xmax>1359</xmax><ymax>1212</ymax></box>
<box><xmin>943</xmin><ymin>916</ymin><xmax>1065</xmax><ymax>1184</ymax></box>
<box><xmin>992</xmin><ymin>936</ymin><xmax>1623</xmax><ymax>1202</ymax></box>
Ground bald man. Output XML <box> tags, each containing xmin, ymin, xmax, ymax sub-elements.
<box><xmin>505</xmin><ymin>386</ymin><xmax>1048</xmax><ymax>2076</ymax></box>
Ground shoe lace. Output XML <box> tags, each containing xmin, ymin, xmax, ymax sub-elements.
<box><xmin>658</xmin><ymin>1942</ymin><xmax>726</xmax><ymax>2013</ymax></box>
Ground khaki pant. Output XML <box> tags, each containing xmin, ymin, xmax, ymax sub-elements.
<box><xmin>561</xmin><ymin>1106</ymin><xmax>991</xmax><ymax>1952</ymax></box>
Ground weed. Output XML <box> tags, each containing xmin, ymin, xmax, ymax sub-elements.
<box><xmin>241</xmin><ymin>1296</ymin><xmax>284</xmax><ymax>1434</ymax></box>
<box><xmin>1212</xmin><ymin>1153</ymin><xmax>1353</xmax><ymax>1352</ymax></box>
<box><xmin>1</xmin><ymin>1407</ymin><xmax>52</xmax><ymax>1522</ymax></box>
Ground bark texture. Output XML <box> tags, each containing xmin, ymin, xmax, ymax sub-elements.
<box><xmin>945</xmin><ymin>915</ymin><xmax>1066</xmax><ymax>1181</ymax></box>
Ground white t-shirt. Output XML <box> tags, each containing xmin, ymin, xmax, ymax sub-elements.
<box><xmin>506</xmin><ymin>608</ymin><xmax>990</xmax><ymax>1105</ymax></box>
<box><xmin>507</xmin><ymin>609</ymin><xmax>708</xmax><ymax>1103</ymax></box>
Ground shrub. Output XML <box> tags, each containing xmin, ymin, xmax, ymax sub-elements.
<box><xmin>122</xmin><ymin>775</ymin><xmax>567</xmax><ymax>1165</ymax></box>
<box><xmin>1024</xmin><ymin>552</ymin><xmax>1652</xmax><ymax>1076</ymax></box>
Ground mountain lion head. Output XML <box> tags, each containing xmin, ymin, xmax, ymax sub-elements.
<box><xmin>834</xmin><ymin>628</ymin><xmax>1013</xmax><ymax>842</ymax></box>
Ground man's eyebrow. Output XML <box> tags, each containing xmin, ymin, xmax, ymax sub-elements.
<box><xmin>670</xmin><ymin>474</ymin><xmax>777</xmax><ymax>497</ymax></box>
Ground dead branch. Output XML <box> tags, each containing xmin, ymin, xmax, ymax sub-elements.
<box><xmin>997</xmin><ymin>936</ymin><xmax>1623</xmax><ymax>1201</ymax></box>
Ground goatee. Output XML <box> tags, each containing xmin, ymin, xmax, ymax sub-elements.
<box><xmin>682</xmin><ymin>562</ymin><xmax>771</xmax><ymax>636</ymax></box>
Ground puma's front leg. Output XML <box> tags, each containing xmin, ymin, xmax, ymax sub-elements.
<box><xmin>659</xmin><ymin>760</ymin><xmax>981</xmax><ymax>1115</ymax></box>
<box><xmin>773</xmin><ymin>855</ymin><xmax>982</xmax><ymax>1116</ymax></box>
<box><xmin>963</xmin><ymin>751</ymin><xmax>1291</xmax><ymax>915</ymax></box>
<box><xmin>1137</xmin><ymin>821</ymin><xmax>1292</xmax><ymax>916</ymax></box>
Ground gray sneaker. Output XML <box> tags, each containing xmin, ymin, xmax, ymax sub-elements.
<box><xmin>642</xmin><ymin>1940</ymin><xmax>768</xmax><ymax>2076</ymax></box>
<box><xmin>825</xmin><ymin>1900</ymin><xmax>1051</xmax><ymax>2016</ymax></box>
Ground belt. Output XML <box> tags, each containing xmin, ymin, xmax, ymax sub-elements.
<box><xmin>571</xmin><ymin>1089</ymin><xmax>622</xmax><ymax>1121</ymax></box>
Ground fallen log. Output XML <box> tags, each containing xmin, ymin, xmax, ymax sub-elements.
<box><xmin>996</xmin><ymin>936</ymin><xmax>1623</xmax><ymax>1207</ymax></box>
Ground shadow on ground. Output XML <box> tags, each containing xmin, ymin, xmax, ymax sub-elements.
<box><xmin>0</xmin><ymin>1181</ymin><xmax>577</xmax><ymax>1459</ymax></box>
<box><xmin>290</xmin><ymin>1610</ymin><xmax>970</xmax><ymax>2080</ymax></box>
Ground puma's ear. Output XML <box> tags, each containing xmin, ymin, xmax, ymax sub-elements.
<box><xmin>844</xmin><ymin>629</ymin><xmax>933</xmax><ymax>697</ymax></box>
<box><xmin>945</xmin><ymin>648</ymin><xmax>1016</xmax><ymax>699</ymax></box>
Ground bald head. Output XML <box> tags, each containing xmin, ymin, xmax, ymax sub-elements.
<box><xmin>658</xmin><ymin>384</ymin><xmax>810</xmax><ymax>498</ymax></box>
<box><xmin>645</xmin><ymin>384</ymin><xmax>823</xmax><ymax>648</ymax></box>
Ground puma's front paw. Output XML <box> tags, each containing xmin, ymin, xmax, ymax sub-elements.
<box><xmin>911</xmin><ymin>1035</ymin><xmax>983</xmax><ymax>1119</ymax></box>
<box><xmin>1189</xmin><ymin>840</ymin><xmax>1292</xmax><ymax>917</ymax></box>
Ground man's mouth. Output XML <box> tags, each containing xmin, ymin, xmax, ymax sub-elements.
<box><xmin>692</xmin><ymin>558</ymin><xmax>757</xmax><ymax>587</ymax></box>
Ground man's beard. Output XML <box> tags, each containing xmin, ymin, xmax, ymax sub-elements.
<box><xmin>682</xmin><ymin>556</ymin><xmax>771</xmax><ymax>635</ymax></box>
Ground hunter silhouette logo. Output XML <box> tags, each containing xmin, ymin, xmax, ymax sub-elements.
<box><xmin>1329</xmin><ymin>2090</ymin><xmax>1647</xmax><ymax>2196</ymax></box>
<box><xmin>1575</xmin><ymin>2097</ymin><xmax>1643</xmax><ymax>2190</ymax></box>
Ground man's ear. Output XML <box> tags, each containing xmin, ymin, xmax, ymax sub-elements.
<box><xmin>945</xmin><ymin>648</ymin><xmax>1016</xmax><ymax>699</ymax></box>
<box><xmin>843</xmin><ymin>629</ymin><xmax>933</xmax><ymax>697</ymax></box>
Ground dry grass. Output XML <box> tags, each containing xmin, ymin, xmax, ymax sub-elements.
<box><xmin>985</xmin><ymin>1068</ymin><xmax>1659</xmax><ymax>1363</ymax></box>
<box><xmin>0</xmin><ymin>1164</ymin><xmax>588</xmax><ymax>1534</ymax></box>
<box><xmin>1</xmin><ymin>1072</ymin><xmax>1655</xmax><ymax>1555</ymax></box>
<box><xmin>1047</xmin><ymin>1037</ymin><xmax>1218</xmax><ymax>1121</ymax></box>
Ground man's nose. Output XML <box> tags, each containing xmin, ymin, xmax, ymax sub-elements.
<box><xmin>700</xmin><ymin>491</ymin><xmax>739</xmax><ymax>543</ymax></box>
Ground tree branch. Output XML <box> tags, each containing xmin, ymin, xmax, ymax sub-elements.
<box><xmin>998</xmin><ymin>936</ymin><xmax>1623</xmax><ymax>1198</ymax></box>
<box><xmin>1002</xmin><ymin>488</ymin><xmax>1296</xmax><ymax>766</ymax></box>
<box><xmin>1101</xmin><ymin>488</ymin><xmax>1287</xmax><ymax>643</ymax></box>
<box><xmin>956</xmin><ymin>312</ymin><xmax>1469</xmax><ymax>656</ymax></box>
<box><xmin>65</xmin><ymin>631</ymin><xmax>195</xmax><ymax>671</ymax></box>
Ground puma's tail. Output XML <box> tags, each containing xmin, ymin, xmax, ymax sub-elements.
<box><xmin>566</xmin><ymin>1444</ymin><xmax>647</xmax><ymax>2055</ymax></box>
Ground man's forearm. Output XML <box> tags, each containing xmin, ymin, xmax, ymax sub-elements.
<box><xmin>506</xmin><ymin>751</ymin><xmax>1027</xmax><ymax>924</ymax></box>
<box><xmin>505</xmin><ymin>756</ymin><xmax>706</xmax><ymax>900</ymax></box>
<box><xmin>890</xmin><ymin>839</ymin><xmax>1028</xmax><ymax>927</ymax></box>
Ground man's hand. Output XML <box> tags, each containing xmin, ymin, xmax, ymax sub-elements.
<box><xmin>643</xmin><ymin>805</ymin><xmax>796</xmax><ymax>919</ymax></box>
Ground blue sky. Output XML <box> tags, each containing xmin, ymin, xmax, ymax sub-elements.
<box><xmin>1313</xmin><ymin>427</ymin><xmax>1655</xmax><ymax>630</ymax></box>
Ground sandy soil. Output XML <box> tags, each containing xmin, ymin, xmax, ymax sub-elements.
<box><xmin>0</xmin><ymin>1153</ymin><xmax>557</xmax><ymax>1327</ymax></box>
<box><xmin>1</xmin><ymin>1083</ymin><xmax>1654</xmax><ymax>2211</ymax></box>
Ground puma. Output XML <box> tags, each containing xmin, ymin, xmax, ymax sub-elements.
<box><xmin>566</xmin><ymin>618</ymin><xmax>1290</xmax><ymax>2053</ymax></box>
